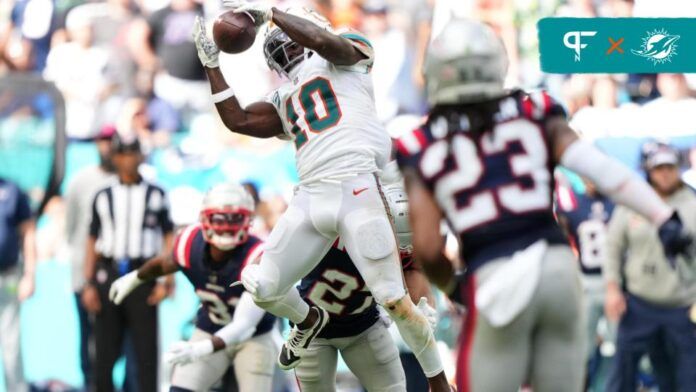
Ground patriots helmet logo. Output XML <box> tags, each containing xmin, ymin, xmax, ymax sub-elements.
<box><xmin>632</xmin><ymin>29</ymin><xmax>680</xmax><ymax>65</ymax></box>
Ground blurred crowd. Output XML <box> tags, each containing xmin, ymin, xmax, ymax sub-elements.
<box><xmin>2</xmin><ymin>0</ymin><xmax>696</xmax><ymax>391</ymax></box>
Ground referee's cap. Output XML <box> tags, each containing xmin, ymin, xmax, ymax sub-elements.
<box><xmin>111</xmin><ymin>133</ymin><xmax>141</xmax><ymax>154</ymax></box>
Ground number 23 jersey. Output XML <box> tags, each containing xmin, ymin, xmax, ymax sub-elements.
<box><xmin>396</xmin><ymin>90</ymin><xmax>569</xmax><ymax>272</ymax></box>
<box><xmin>173</xmin><ymin>224</ymin><xmax>276</xmax><ymax>335</ymax></box>
<box><xmin>266</xmin><ymin>31</ymin><xmax>392</xmax><ymax>183</ymax></box>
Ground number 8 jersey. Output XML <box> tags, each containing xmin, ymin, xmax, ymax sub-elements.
<box><xmin>266</xmin><ymin>30</ymin><xmax>392</xmax><ymax>183</ymax></box>
<box><xmin>396</xmin><ymin>90</ymin><xmax>570</xmax><ymax>273</ymax></box>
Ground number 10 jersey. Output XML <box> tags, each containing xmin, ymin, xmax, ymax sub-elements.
<box><xmin>266</xmin><ymin>31</ymin><xmax>392</xmax><ymax>183</ymax></box>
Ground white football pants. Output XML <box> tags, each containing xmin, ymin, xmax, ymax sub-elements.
<box><xmin>250</xmin><ymin>173</ymin><xmax>406</xmax><ymax>321</ymax></box>
<box><xmin>249</xmin><ymin>172</ymin><xmax>443</xmax><ymax>377</ymax></box>
<box><xmin>295</xmin><ymin>322</ymin><xmax>406</xmax><ymax>392</ymax></box>
<box><xmin>171</xmin><ymin>328</ymin><xmax>280</xmax><ymax>391</ymax></box>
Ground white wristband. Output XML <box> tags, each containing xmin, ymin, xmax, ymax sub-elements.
<box><xmin>212</xmin><ymin>87</ymin><xmax>235</xmax><ymax>103</ymax></box>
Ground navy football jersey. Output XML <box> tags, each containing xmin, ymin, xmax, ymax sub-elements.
<box><xmin>556</xmin><ymin>186</ymin><xmax>614</xmax><ymax>275</ymax></box>
<box><xmin>173</xmin><ymin>224</ymin><xmax>276</xmax><ymax>335</ymax></box>
<box><xmin>396</xmin><ymin>90</ymin><xmax>568</xmax><ymax>272</ymax></box>
<box><xmin>298</xmin><ymin>238</ymin><xmax>416</xmax><ymax>339</ymax></box>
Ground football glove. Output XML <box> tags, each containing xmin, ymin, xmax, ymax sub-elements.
<box><xmin>239</xmin><ymin>263</ymin><xmax>261</xmax><ymax>296</ymax></box>
<box><xmin>163</xmin><ymin>339</ymin><xmax>214</xmax><ymax>366</ymax></box>
<box><xmin>109</xmin><ymin>271</ymin><xmax>143</xmax><ymax>305</ymax></box>
<box><xmin>223</xmin><ymin>0</ymin><xmax>273</xmax><ymax>28</ymax></box>
<box><xmin>657</xmin><ymin>211</ymin><xmax>693</xmax><ymax>268</ymax></box>
<box><xmin>192</xmin><ymin>16</ymin><xmax>220</xmax><ymax>68</ymax></box>
<box><xmin>416</xmin><ymin>297</ymin><xmax>438</xmax><ymax>330</ymax></box>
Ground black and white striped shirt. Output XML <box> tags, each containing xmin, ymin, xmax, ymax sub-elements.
<box><xmin>89</xmin><ymin>178</ymin><xmax>173</xmax><ymax>260</ymax></box>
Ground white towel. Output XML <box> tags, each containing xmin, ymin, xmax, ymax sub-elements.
<box><xmin>475</xmin><ymin>240</ymin><xmax>547</xmax><ymax>327</ymax></box>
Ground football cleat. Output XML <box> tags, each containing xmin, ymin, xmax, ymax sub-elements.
<box><xmin>278</xmin><ymin>306</ymin><xmax>329</xmax><ymax>370</ymax></box>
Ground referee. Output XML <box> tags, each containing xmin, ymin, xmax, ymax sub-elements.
<box><xmin>81</xmin><ymin>133</ymin><xmax>174</xmax><ymax>392</ymax></box>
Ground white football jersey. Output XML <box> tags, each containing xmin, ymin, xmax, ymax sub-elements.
<box><xmin>266</xmin><ymin>31</ymin><xmax>392</xmax><ymax>183</ymax></box>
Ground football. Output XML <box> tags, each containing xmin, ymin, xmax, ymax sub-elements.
<box><xmin>212</xmin><ymin>11</ymin><xmax>256</xmax><ymax>54</ymax></box>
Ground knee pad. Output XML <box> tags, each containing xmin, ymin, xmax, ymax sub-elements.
<box><xmin>293</xmin><ymin>346</ymin><xmax>322</xmax><ymax>382</ymax></box>
<box><xmin>353</xmin><ymin>216</ymin><xmax>397</xmax><ymax>261</ymax></box>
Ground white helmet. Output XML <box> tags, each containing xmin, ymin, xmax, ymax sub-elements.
<box><xmin>424</xmin><ymin>18</ymin><xmax>508</xmax><ymax>106</ymax></box>
<box><xmin>200</xmin><ymin>183</ymin><xmax>255</xmax><ymax>250</ymax></box>
<box><xmin>384</xmin><ymin>183</ymin><xmax>413</xmax><ymax>261</ymax></box>
<box><xmin>262</xmin><ymin>7</ymin><xmax>332</xmax><ymax>78</ymax></box>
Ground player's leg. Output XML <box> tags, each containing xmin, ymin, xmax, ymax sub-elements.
<box><xmin>341</xmin><ymin>322</ymin><xmax>407</xmax><ymax>392</ymax></box>
<box><xmin>459</xmin><ymin>264</ymin><xmax>534</xmax><ymax>392</ymax></box>
<box><xmin>123</xmin><ymin>280</ymin><xmax>159</xmax><ymax>391</ymax></box>
<box><xmin>293</xmin><ymin>338</ymin><xmax>339</xmax><ymax>392</ymax></box>
<box><xmin>530</xmin><ymin>245</ymin><xmax>585</xmax><ymax>392</ymax></box>
<box><xmin>170</xmin><ymin>329</ymin><xmax>230</xmax><ymax>391</ymax></box>
<box><xmin>338</xmin><ymin>174</ymin><xmax>444</xmax><ymax>384</ymax></box>
<box><xmin>232</xmin><ymin>331</ymin><xmax>279</xmax><ymax>392</ymax></box>
<box><xmin>245</xmin><ymin>188</ymin><xmax>335</xmax><ymax>323</ymax></box>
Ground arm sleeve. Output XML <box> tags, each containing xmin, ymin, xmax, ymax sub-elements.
<box><xmin>560</xmin><ymin>140</ymin><xmax>673</xmax><ymax>225</ymax></box>
<box><xmin>603</xmin><ymin>208</ymin><xmax>627</xmax><ymax>285</ymax></box>
<box><xmin>213</xmin><ymin>292</ymin><xmax>265</xmax><ymax>346</ymax></box>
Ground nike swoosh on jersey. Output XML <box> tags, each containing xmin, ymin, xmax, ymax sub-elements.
<box><xmin>352</xmin><ymin>187</ymin><xmax>369</xmax><ymax>196</ymax></box>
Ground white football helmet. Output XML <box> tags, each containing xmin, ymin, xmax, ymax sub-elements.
<box><xmin>384</xmin><ymin>184</ymin><xmax>413</xmax><ymax>261</ymax></box>
<box><xmin>262</xmin><ymin>7</ymin><xmax>332</xmax><ymax>78</ymax></box>
<box><xmin>200</xmin><ymin>183</ymin><xmax>255</xmax><ymax>250</ymax></box>
<box><xmin>424</xmin><ymin>18</ymin><xmax>508</xmax><ymax>106</ymax></box>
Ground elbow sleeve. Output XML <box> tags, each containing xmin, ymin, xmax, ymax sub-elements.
<box><xmin>560</xmin><ymin>140</ymin><xmax>672</xmax><ymax>225</ymax></box>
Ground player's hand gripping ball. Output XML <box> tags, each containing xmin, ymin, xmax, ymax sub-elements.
<box><xmin>223</xmin><ymin>0</ymin><xmax>273</xmax><ymax>28</ymax></box>
<box><xmin>213</xmin><ymin>10</ymin><xmax>257</xmax><ymax>54</ymax></box>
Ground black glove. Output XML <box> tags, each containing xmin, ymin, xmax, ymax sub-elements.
<box><xmin>657</xmin><ymin>211</ymin><xmax>693</xmax><ymax>268</ymax></box>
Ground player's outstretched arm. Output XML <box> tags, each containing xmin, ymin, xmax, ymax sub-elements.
<box><xmin>204</xmin><ymin>67</ymin><xmax>283</xmax><ymax>138</ymax></box>
<box><xmin>548</xmin><ymin>117</ymin><xmax>692</xmax><ymax>262</ymax></box>
<box><xmin>108</xmin><ymin>253</ymin><xmax>179</xmax><ymax>305</ymax></box>
<box><xmin>403</xmin><ymin>169</ymin><xmax>456</xmax><ymax>293</ymax></box>
<box><xmin>192</xmin><ymin>16</ymin><xmax>283</xmax><ymax>139</ymax></box>
<box><xmin>164</xmin><ymin>292</ymin><xmax>265</xmax><ymax>366</ymax></box>
<box><xmin>270</xmin><ymin>8</ymin><xmax>366</xmax><ymax>66</ymax></box>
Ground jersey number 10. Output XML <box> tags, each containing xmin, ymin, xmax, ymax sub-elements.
<box><xmin>286</xmin><ymin>77</ymin><xmax>343</xmax><ymax>150</ymax></box>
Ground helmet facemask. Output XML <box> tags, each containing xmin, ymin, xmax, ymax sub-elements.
<box><xmin>200</xmin><ymin>208</ymin><xmax>252</xmax><ymax>251</ymax></box>
<box><xmin>263</xmin><ymin>29</ymin><xmax>309</xmax><ymax>78</ymax></box>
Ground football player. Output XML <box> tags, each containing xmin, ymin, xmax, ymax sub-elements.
<box><xmin>295</xmin><ymin>176</ymin><xmax>437</xmax><ymax>392</ymax></box>
<box><xmin>108</xmin><ymin>184</ymin><xmax>278</xmax><ymax>392</ymax></box>
<box><xmin>556</xmin><ymin>176</ymin><xmax>615</xmax><ymax>347</ymax></box>
<box><xmin>192</xmin><ymin>4</ymin><xmax>448</xmax><ymax>391</ymax></box>
<box><xmin>396</xmin><ymin>18</ymin><xmax>692</xmax><ymax>392</ymax></box>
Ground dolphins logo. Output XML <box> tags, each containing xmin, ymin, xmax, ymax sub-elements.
<box><xmin>632</xmin><ymin>29</ymin><xmax>680</xmax><ymax>65</ymax></box>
